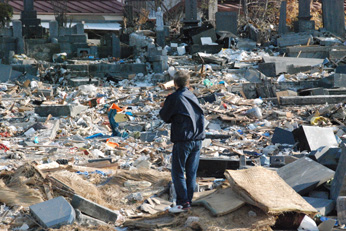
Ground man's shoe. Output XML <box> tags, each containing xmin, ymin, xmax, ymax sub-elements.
<box><xmin>168</xmin><ymin>202</ymin><xmax>190</xmax><ymax>213</ymax></box>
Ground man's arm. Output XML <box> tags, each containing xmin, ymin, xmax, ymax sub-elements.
<box><xmin>159</xmin><ymin>95</ymin><xmax>175</xmax><ymax>123</ymax></box>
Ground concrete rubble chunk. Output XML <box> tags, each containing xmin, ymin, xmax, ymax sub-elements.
<box><xmin>337</xmin><ymin>196</ymin><xmax>346</xmax><ymax>225</ymax></box>
<box><xmin>71</xmin><ymin>194</ymin><xmax>118</xmax><ymax>223</ymax></box>
<box><xmin>29</xmin><ymin>196</ymin><xmax>75</xmax><ymax>228</ymax></box>
<box><xmin>277</xmin><ymin>157</ymin><xmax>335</xmax><ymax>195</ymax></box>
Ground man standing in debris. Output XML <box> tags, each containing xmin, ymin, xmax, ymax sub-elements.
<box><xmin>160</xmin><ymin>70</ymin><xmax>205</xmax><ymax>213</ymax></box>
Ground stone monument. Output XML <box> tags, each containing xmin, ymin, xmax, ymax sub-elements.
<box><xmin>155</xmin><ymin>7</ymin><xmax>165</xmax><ymax>47</ymax></box>
<box><xmin>20</xmin><ymin>0</ymin><xmax>44</xmax><ymax>38</ymax></box>
<box><xmin>278</xmin><ymin>1</ymin><xmax>287</xmax><ymax>34</ymax></box>
<box><xmin>184</xmin><ymin>0</ymin><xmax>199</xmax><ymax>28</ymax></box>
<box><xmin>322</xmin><ymin>0</ymin><xmax>346</xmax><ymax>37</ymax></box>
<box><xmin>294</xmin><ymin>0</ymin><xmax>315</xmax><ymax>32</ymax></box>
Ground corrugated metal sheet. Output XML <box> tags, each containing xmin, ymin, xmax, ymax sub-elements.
<box><xmin>8</xmin><ymin>0</ymin><xmax>124</xmax><ymax>15</ymax></box>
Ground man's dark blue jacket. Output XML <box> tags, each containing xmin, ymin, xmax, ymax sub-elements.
<box><xmin>159</xmin><ymin>87</ymin><xmax>205</xmax><ymax>143</ymax></box>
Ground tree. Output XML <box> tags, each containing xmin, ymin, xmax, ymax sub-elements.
<box><xmin>0</xmin><ymin>2</ymin><xmax>13</xmax><ymax>28</ymax></box>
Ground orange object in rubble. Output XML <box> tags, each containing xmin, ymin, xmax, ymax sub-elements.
<box><xmin>106</xmin><ymin>139</ymin><xmax>119</xmax><ymax>148</ymax></box>
<box><xmin>108</xmin><ymin>103</ymin><xmax>125</xmax><ymax>112</ymax></box>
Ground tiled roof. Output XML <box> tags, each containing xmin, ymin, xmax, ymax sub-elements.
<box><xmin>9</xmin><ymin>0</ymin><xmax>124</xmax><ymax>15</ymax></box>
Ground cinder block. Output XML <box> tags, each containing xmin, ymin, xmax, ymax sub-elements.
<box><xmin>277</xmin><ymin>157</ymin><xmax>335</xmax><ymax>195</ymax></box>
<box><xmin>71</xmin><ymin>194</ymin><xmax>117</xmax><ymax>223</ymax></box>
<box><xmin>29</xmin><ymin>197</ymin><xmax>75</xmax><ymax>228</ymax></box>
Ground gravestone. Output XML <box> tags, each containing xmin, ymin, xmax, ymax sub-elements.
<box><xmin>331</xmin><ymin>143</ymin><xmax>346</xmax><ymax>200</ymax></box>
<box><xmin>215</xmin><ymin>12</ymin><xmax>238</xmax><ymax>35</ymax></box>
<box><xmin>75</xmin><ymin>23</ymin><xmax>84</xmax><ymax>35</ymax></box>
<box><xmin>294</xmin><ymin>0</ymin><xmax>315</xmax><ymax>32</ymax></box>
<box><xmin>12</xmin><ymin>20</ymin><xmax>25</xmax><ymax>54</ymax></box>
<box><xmin>278</xmin><ymin>1</ymin><xmax>287</xmax><ymax>34</ymax></box>
<box><xmin>156</xmin><ymin>30</ymin><xmax>165</xmax><ymax>48</ymax></box>
<box><xmin>322</xmin><ymin>0</ymin><xmax>346</xmax><ymax>37</ymax></box>
<box><xmin>208</xmin><ymin>0</ymin><xmax>218</xmax><ymax>26</ymax></box>
<box><xmin>111</xmin><ymin>34</ymin><xmax>120</xmax><ymax>58</ymax></box>
<box><xmin>20</xmin><ymin>0</ymin><xmax>44</xmax><ymax>38</ymax></box>
<box><xmin>155</xmin><ymin>7</ymin><xmax>164</xmax><ymax>31</ymax></box>
<box><xmin>49</xmin><ymin>21</ymin><xmax>59</xmax><ymax>40</ymax></box>
<box><xmin>184</xmin><ymin>0</ymin><xmax>198</xmax><ymax>27</ymax></box>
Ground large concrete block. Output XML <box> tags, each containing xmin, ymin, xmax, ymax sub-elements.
<box><xmin>29</xmin><ymin>197</ymin><xmax>75</xmax><ymax>228</ymax></box>
<box><xmin>0</xmin><ymin>64</ymin><xmax>12</xmax><ymax>82</ymax></box>
<box><xmin>292</xmin><ymin>125</ymin><xmax>338</xmax><ymax>152</ymax></box>
<box><xmin>35</xmin><ymin>104</ymin><xmax>88</xmax><ymax>117</ymax></box>
<box><xmin>303</xmin><ymin>197</ymin><xmax>335</xmax><ymax>216</ymax></box>
<box><xmin>71</xmin><ymin>194</ymin><xmax>118</xmax><ymax>223</ymax></box>
<box><xmin>277</xmin><ymin>157</ymin><xmax>335</xmax><ymax>195</ymax></box>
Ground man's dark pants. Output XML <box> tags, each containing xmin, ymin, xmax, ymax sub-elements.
<box><xmin>171</xmin><ymin>140</ymin><xmax>202</xmax><ymax>206</ymax></box>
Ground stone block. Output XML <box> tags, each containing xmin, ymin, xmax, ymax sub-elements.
<box><xmin>303</xmin><ymin>197</ymin><xmax>335</xmax><ymax>216</ymax></box>
<box><xmin>337</xmin><ymin>196</ymin><xmax>346</xmax><ymax>225</ymax></box>
<box><xmin>336</xmin><ymin>66</ymin><xmax>346</xmax><ymax>74</ymax></box>
<box><xmin>215</xmin><ymin>12</ymin><xmax>238</xmax><ymax>35</ymax></box>
<box><xmin>270</xmin><ymin>155</ymin><xmax>285</xmax><ymax>167</ymax></box>
<box><xmin>68</xmin><ymin>78</ymin><xmax>99</xmax><ymax>87</ymax></box>
<box><xmin>309</xmin><ymin>146</ymin><xmax>341</xmax><ymax>170</ymax></box>
<box><xmin>293</xmin><ymin>125</ymin><xmax>338</xmax><ymax>152</ymax></box>
<box><xmin>236</xmin><ymin>38</ymin><xmax>257</xmax><ymax>51</ymax></box>
<box><xmin>271</xmin><ymin>127</ymin><xmax>296</xmax><ymax>145</ymax></box>
<box><xmin>0</xmin><ymin>64</ymin><xmax>12</xmax><ymax>82</ymax></box>
<box><xmin>258</xmin><ymin>63</ymin><xmax>276</xmax><ymax>77</ymax></box>
<box><xmin>29</xmin><ymin>196</ymin><xmax>75</xmax><ymax>228</ymax></box>
<box><xmin>191</xmin><ymin>28</ymin><xmax>217</xmax><ymax>45</ymax></box>
<box><xmin>71</xmin><ymin>194</ymin><xmax>117</xmax><ymax>223</ymax></box>
<box><xmin>334</xmin><ymin>73</ymin><xmax>346</xmax><ymax>88</ymax></box>
<box><xmin>156</xmin><ymin>30</ymin><xmax>165</xmax><ymax>48</ymax></box>
<box><xmin>277</xmin><ymin>157</ymin><xmax>335</xmax><ymax>195</ymax></box>
<box><xmin>308</xmin><ymin>191</ymin><xmax>329</xmax><ymax>199</ymax></box>
<box><xmin>331</xmin><ymin>143</ymin><xmax>346</xmax><ymax>200</ymax></box>
<box><xmin>35</xmin><ymin>104</ymin><xmax>88</xmax><ymax>117</ymax></box>
<box><xmin>294</xmin><ymin>20</ymin><xmax>315</xmax><ymax>33</ymax></box>
<box><xmin>140</xmin><ymin>130</ymin><xmax>168</xmax><ymax>142</ymax></box>
<box><xmin>277</xmin><ymin>34</ymin><xmax>313</xmax><ymax>47</ymax></box>
<box><xmin>189</xmin><ymin>44</ymin><xmax>223</xmax><ymax>55</ymax></box>
<box><xmin>322</xmin><ymin>0</ymin><xmax>345</xmax><ymax>37</ymax></box>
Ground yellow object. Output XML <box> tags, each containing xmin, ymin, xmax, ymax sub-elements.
<box><xmin>310</xmin><ymin>116</ymin><xmax>330</xmax><ymax>126</ymax></box>
<box><xmin>113</xmin><ymin>113</ymin><xmax>130</xmax><ymax>123</ymax></box>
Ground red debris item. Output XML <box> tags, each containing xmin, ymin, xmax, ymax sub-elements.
<box><xmin>223</xmin><ymin>103</ymin><xmax>228</xmax><ymax>109</ymax></box>
<box><xmin>83</xmin><ymin>150</ymin><xmax>90</xmax><ymax>155</ymax></box>
<box><xmin>0</xmin><ymin>132</ymin><xmax>11</xmax><ymax>137</ymax></box>
<box><xmin>0</xmin><ymin>144</ymin><xmax>9</xmax><ymax>152</ymax></box>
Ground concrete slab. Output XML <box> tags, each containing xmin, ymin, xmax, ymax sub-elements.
<box><xmin>303</xmin><ymin>197</ymin><xmax>335</xmax><ymax>216</ymax></box>
<box><xmin>71</xmin><ymin>194</ymin><xmax>118</xmax><ymax>223</ymax></box>
<box><xmin>277</xmin><ymin>157</ymin><xmax>335</xmax><ymax>195</ymax></box>
<box><xmin>280</xmin><ymin>95</ymin><xmax>346</xmax><ymax>105</ymax></box>
<box><xmin>35</xmin><ymin>104</ymin><xmax>88</xmax><ymax>117</ymax></box>
<box><xmin>277</xmin><ymin>34</ymin><xmax>313</xmax><ymax>47</ymax></box>
<box><xmin>331</xmin><ymin>143</ymin><xmax>346</xmax><ymax>200</ymax></box>
<box><xmin>292</xmin><ymin>126</ymin><xmax>338</xmax><ymax>152</ymax></box>
<box><xmin>29</xmin><ymin>196</ymin><xmax>75</xmax><ymax>228</ymax></box>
